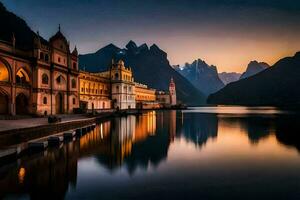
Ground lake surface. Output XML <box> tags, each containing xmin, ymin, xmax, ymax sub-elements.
<box><xmin>1</xmin><ymin>107</ymin><xmax>300</xmax><ymax>200</ymax></box>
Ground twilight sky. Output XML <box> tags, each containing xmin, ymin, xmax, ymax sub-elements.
<box><xmin>2</xmin><ymin>0</ymin><xmax>300</xmax><ymax>72</ymax></box>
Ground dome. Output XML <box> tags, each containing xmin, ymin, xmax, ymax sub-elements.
<box><xmin>118</xmin><ymin>60</ymin><xmax>124</xmax><ymax>65</ymax></box>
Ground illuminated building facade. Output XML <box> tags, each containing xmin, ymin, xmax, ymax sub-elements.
<box><xmin>79</xmin><ymin>71</ymin><xmax>111</xmax><ymax>110</ymax></box>
<box><xmin>0</xmin><ymin>27</ymin><xmax>79</xmax><ymax>115</ymax></box>
<box><xmin>94</xmin><ymin>60</ymin><xmax>136</xmax><ymax>110</ymax></box>
<box><xmin>135</xmin><ymin>82</ymin><xmax>159</xmax><ymax>109</ymax></box>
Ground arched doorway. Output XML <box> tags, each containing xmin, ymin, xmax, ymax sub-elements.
<box><xmin>0</xmin><ymin>93</ymin><xmax>8</xmax><ymax>114</ymax></box>
<box><xmin>16</xmin><ymin>93</ymin><xmax>28</xmax><ymax>115</ymax></box>
<box><xmin>55</xmin><ymin>93</ymin><xmax>64</xmax><ymax>114</ymax></box>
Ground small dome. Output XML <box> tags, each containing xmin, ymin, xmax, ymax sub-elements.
<box><xmin>118</xmin><ymin>60</ymin><xmax>124</xmax><ymax>65</ymax></box>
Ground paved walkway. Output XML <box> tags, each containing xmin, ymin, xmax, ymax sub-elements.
<box><xmin>0</xmin><ymin>114</ymin><xmax>89</xmax><ymax>132</ymax></box>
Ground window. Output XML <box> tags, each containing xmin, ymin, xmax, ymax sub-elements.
<box><xmin>73</xmin><ymin>62</ymin><xmax>77</xmax><ymax>69</ymax></box>
<box><xmin>43</xmin><ymin>97</ymin><xmax>47</xmax><ymax>104</ymax></box>
<box><xmin>56</xmin><ymin>75</ymin><xmax>65</xmax><ymax>84</ymax></box>
<box><xmin>58</xmin><ymin>57</ymin><xmax>61</xmax><ymax>63</ymax></box>
<box><xmin>73</xmin><ymin>98</ymin><xmax>76</xmax><ymax>105</ymax></box>
<box><xmin>45</xmin><ymin>54</ymin><xmax>49</xmax><ymax>62</ymax></box>
<box><xmin>115</xmin><ymin>73</ymin><xmax>119</xmax><ymax>80</ymax></box>
<box><xmin>71</xmin><ymin>79</ymin><xmax>76</xmax><ymax>88</ymax></box>
<box><xmin>81</xmin><ymin>88</ymin><xmax>84</xmax><ymax>92</ymax></box>
<box><xmin>16</xmin><ymin>68</ymin><xmax>29</xmax><ymax>84</ymax></box>
<box><xmin>42</xmin><ymin>74</ymin><xmax>49</xmax><ymax>84</ymax></box>
<box><xmin>40</xmin><ymin>52</ymin><xmax>44</xmax><ymax>60</ymax></box>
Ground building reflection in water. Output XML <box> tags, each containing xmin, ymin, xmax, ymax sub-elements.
<box><xmin>1</xmin><ymin>111</ymin><xmax>300</xmax><ymax>199</ymax></box>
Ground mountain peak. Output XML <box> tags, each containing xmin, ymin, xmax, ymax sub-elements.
<box><xmin>240</xmin><ymin>60</ymin><xmax>269</xmax><ymax>79</ymax></box>
<box><xmin>208</xmin><ymin>52</ymin><xmax>300</xmax><ymax>106</ymax></box>
<box><xmin>150</xmin><ymin>44</ymin><xmax>167</xmax><ymax>58</ymax></box>
<box><xmin>295</xmin><ymin>52</ymin><xmax>300</xmax><ymax>59</ymax></box>
<box><xmin>126</xmin><ymin>40</ymin><xmax>138</xmax><ymax>50</ymax></box>
<box><xmin>96</xmin><ymin>43</ymin><xmax>120</xmax><ymax>53</ymax></box>
<box><xmin>177</xmin><ymin>58</ymin><xmax>224</xmax><ymax>96</ymax></box>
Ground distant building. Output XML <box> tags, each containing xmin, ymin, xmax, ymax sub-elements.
<box><xmin>156</xmin><ymin>91</ymin><xmax>170</xmax><ymax>107</ymax></box>
<box><xmin>169</xmin><ymin>78</ymin><xmax>177</xmax><ymax>105</ymax></box>
<box><xmin>91</xmin><ymin>60</ymin><xmax>136</xmax><ymax>110</ymax></box>
<box><xmin>0</xmin><ymin>26</ymin><xmax>79</xmax><ymax>115</ymax></box>
<box><xmin>79</xmin><ymin>71</ymin><xmax>111</xmax><ymax>111</ymax></box>
<box><xmin>109</xmin><ymin>60</ymin><xmax>136</xmax><ymax>110</ymax></box>
<box><xmin>135</xmin><ymin>82</ymin><xmax>159</xmax><ymax>109</ymax></box>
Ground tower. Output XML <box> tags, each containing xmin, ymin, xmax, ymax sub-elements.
<box><xmin>169</xmin><ymin>77</ymin><xmax>176</xmax><ymax>105</ymax></box>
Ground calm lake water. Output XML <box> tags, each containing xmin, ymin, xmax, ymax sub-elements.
<box><xmin>1</xmin><ymin>107</ymin><xmax>300</xmax><ymax>200</ymax></box>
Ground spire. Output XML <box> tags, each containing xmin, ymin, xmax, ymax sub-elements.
<box><xmin>72</xmin><ymin>45</ymin><xmax>78</xmax><ymax>56</ymax></box>
<box><xmin>58</xmin><ymin>24</ymin><xmax>61</xmax><ymax>32</ymax></box>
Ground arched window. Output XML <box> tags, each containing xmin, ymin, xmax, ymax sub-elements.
<box><xmin>42</xmin><ymin>73</ymin><xmax>49</xmax><ymax>84</ymax></box>
<box><xmin>73</xmin><ymin>98</ymin><xmax>76</xmax><ymax>105</ymax></box>
<box><xmin>16</xmin><ymin>68</ymin><xmax>30</xmax><ymax>84</ymax></box>
<box><xmin>56</xmin><ymin>75</ymin><xmax>65</xmax><ymax>84</ymax></box>
<box><xmin>71</xmin><ymin>79</ymin><xmax>76</xmax><ymax>88</ymax></box>
<box><xmin>0</xmin><ymin>60</ymin><xmax>10</xmax><ymax>82</ymax></box>
<box><xmin>115</xmin><ymin>73</ymin><xmax>119</xmax><ymax>80</ymax></box>
<box><xmin>43</xmin><ymin>97</ymin><xmax>47</xmax><ymax>104</ymax></box>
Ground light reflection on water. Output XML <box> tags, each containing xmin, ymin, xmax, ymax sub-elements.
<box><xmin>1</xmin><ymin>108</ymin><xmax>300</xmax><ymax>200</ymax></box>
<box><xmin>186</xmin><ymin>106</ymin><xmax>288</xmax><ymax>115</ymax></box>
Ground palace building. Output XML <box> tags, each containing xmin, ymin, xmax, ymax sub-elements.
<box><xmin>81</xmin><ymin>60</ymin><xmax>136</xmax><ymax>110</ymax></box>
<box><xmin>135</xmin><ymin>82</ymin><xmax>158</xmax><ymax>109</ymax></box>
<box><xmin>79</xmin><ymin>71</ymin><xmax>111</xmax><ymax>111</ymax></box>
<box><xmin>79</xmin><ymin>60</ymin><xmax>163</xmax><ymax>111</ymax></box>
<box><xmin>0</xmin><ymin>26</ymin><xmax>79</xmax><ymax>115</ymax></box>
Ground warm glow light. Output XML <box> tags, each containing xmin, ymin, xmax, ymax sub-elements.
<box><xmin>18</xmin><ymin>167</ymin><xmax>26</xmax><ymax>184</ymax></box>
<box><xmin>0</xmin><ymin>61</ymin><xmax>9</xmax><ymax>82</ymax></box>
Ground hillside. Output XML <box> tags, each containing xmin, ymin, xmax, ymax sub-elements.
<box><xmin>208</xmin><ymin>52</ymin><xmax>300</xmax><ymax>106</ymax></box>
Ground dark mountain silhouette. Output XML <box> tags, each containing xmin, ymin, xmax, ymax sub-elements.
<box><xmin>0</xmin><ymin>2</ymin><xmax>47</xmax><ymax>49</ymax></box>
<box><xmin>175</xmin><ymin>59</ymin><xmax>224</xmax><ymax>96</ymax></box>
<box><xmin>239</xmin><ymin>61</ymin><xmax>269</xmax><ymax>80</ymax></box>
<box><xmin>177</xmin><ymin>113</ymin><xmax>218</xmax><ymax>147</ymax></box>
<box><xmin>79</xmin><ymin>41</ymin><xmax>206</xmax><ymax>105</ymax></box>
<box><xmin>207</xmin><ymin>52</ymin><xmax>300</xmax><ymax>106</ymax></box>
<box><xmin>218</xmin><ymin>72</ymin><xmax>241</xmax><ymax>85</ymax></box>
